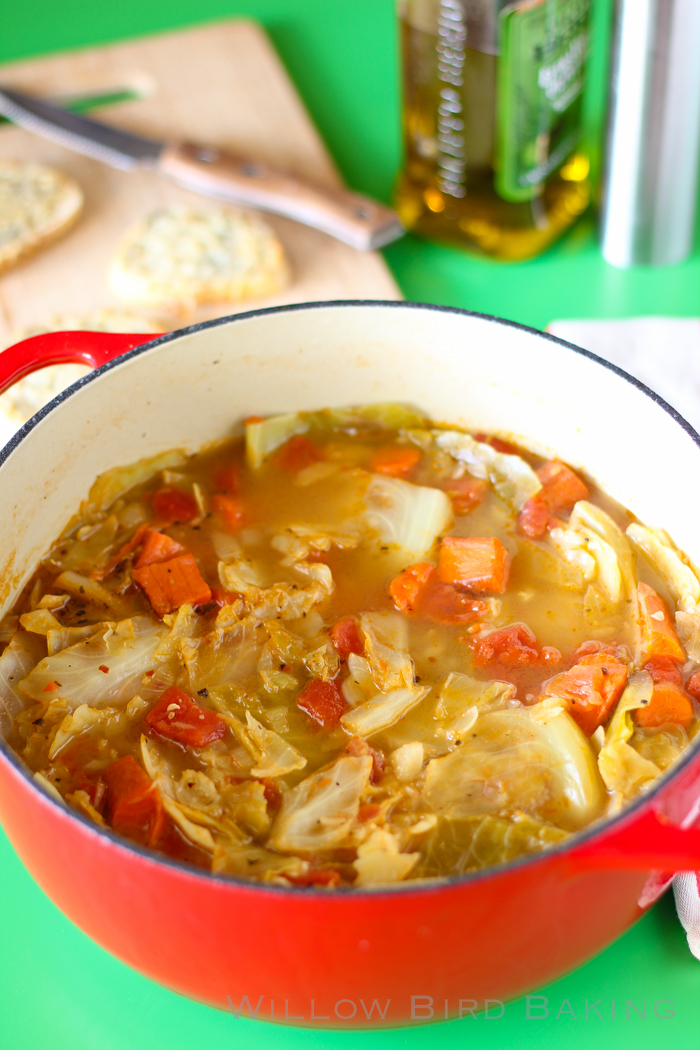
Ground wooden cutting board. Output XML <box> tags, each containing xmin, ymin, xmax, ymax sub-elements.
<box><xmin>0</xmin><ymin>21</ymin><xmax>400</xmax><ymax>344</ymax></box>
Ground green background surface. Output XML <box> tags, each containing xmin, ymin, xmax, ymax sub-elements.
<box><xmin>1</xmin><ymin>0</ymin><xmax>700</xmax><ymax>1047</ymax></box>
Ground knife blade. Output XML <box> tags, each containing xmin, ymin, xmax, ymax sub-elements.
<box><xmin>0</xmin><ymin>86</ymin><xmax>404</xmax><ymax>251</ymax></box>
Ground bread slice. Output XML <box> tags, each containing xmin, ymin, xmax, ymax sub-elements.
<box><xmin>0</xmin><ymin>162</ymin><xmax>84</xmax><ymax>275</ymax></box>
<box><xmin>108</xmin><ymin>205</ymin><xmax>289</xmax><ymax>313</ymax></box>
<box><xmin>0</xmin><ymin>310</ymin><xmax>164</xmax><ymax>438</ymax></box>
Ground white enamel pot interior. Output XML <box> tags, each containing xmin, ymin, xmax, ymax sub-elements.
<box><xmin>0</xmin><ymin>300</ymin><xmax>692</xmax><ymax>618</ymax></box>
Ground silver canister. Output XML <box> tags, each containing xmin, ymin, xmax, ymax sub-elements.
<box><xmin>600</xmin><ymin>0</ymin><xmax>700</xmax><ymax>268</ymax></box>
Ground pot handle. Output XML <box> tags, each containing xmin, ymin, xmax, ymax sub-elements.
<box><xmin>0</xmin><ymin>331</ymin><xmax>157</xmax><ymax>397</ymax></box>
<box><xmin>565</xmin><ymin>805</ymin><xmax>700</xmax><ymax>873</ymax></box>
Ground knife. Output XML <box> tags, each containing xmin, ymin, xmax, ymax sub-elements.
<box><xmin>0</xmin><ymin>86</ymin><xmax>404</xmax><ymax>251</ymax></box>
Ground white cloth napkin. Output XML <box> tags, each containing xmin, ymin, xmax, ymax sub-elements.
<box><xmin>548</xmin><ymin>316</ymin><xmax>700</xmax><ymax>435</ymax></box>
<box><xmin>549</xmin><ymin>315</ymin><xmax>700</xmax><ymax>960</ymax></box>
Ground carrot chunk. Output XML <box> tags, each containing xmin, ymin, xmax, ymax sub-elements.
<box><xmin>274</xmin><ymin>435</ymin><xmax>322</xmax><ymax>473</ymax></box>
<box><xmin>135</xmin><ymin>529</ymin><xmax>184</xmax><ymax>569</ymax></box>
<box><xmin>637</xmin><ymin>582</ymin><xmax>685</xmax><ymax>662</ymax></box>
<box><xmin>469</xmin><ymin>623</ymin><xmax>561</xmax><ymax>668</ymax></box>
<box><xmin>369</xmin><ymin>445</ymin><xmax>421</xmax><ymax>477</ymax></box>
<box><xmin>329</xmin><ymin>617</ymin><xmax>364</xmax><ymax>661</ymax></box>
<box><xmin>438</xmin><ymin>536</ymin><xmax>510</xmax><ymax>593</ymax></box>
<box><xmin>297</xmin><ymin>678</ymin><xmax>347</xmax><ymax>729</ymax></box>
<box><xmin>146</xmin><ymin>686</ymin><xmax>227</xmax><ymax>747</ymax></box>
<box><xmin>104</xmin><ymin>755</ymin><xmax>165</xmax><ymax>847</ymax></box>
<box><xmin>133</xmin><ymin>553</ymin><xmax>211</xmax><ymax>617</ymax></box>
<box><xmin>518</xmin><ymin>461</ymin><xmax>589</xmax><ymax>538</ymax></box>
<box><xmin>541</xmin><ymin>650</ymin><xmax>629</xmax><ymax>736</ymax></box>
<box><xmin>152</xmin><ymin>487</ymin><xmax>199</xmax><ymax>524</ymax></box>
<box><xmin>636</xmin><ymin>682</ymin><xmax>694</xmax><ymax>729</ymax></box>
<box><xmin>442</xmin><ymin>476</ymin><xmax>488</xmax><ymax>515</ymax></box>
<box><xmin>211</xmin><ymin>493</ymin><xmax>245</xmax><ymax>532</ymax></box>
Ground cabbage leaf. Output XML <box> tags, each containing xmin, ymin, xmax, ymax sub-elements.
<box><xmin>19</xmin><ymin>617</ymin><xmax>164</xmax><ymax>708</ymax></box>
<box><xmin>85</xmin><ymin>449</ymin><xmax>186</xmax><ymax>512</ymax></box>
<box><xmin>423</xmin><ymin>706</ymin><xmax>605</xmax><ymax>830</ymax></box>
<box><xmin>269</xmin><ymin>753</ymin><xmax>373</xmax><ymax>852</ymax></box>
<box><xmin>550</xmin><ymin>501</ymin><xmax>635</xmax><ymax>603</ymax></box>
<box><xmin>361</xmin><ymin>611</ymin><xmax>414</xmax><ymax>692</ymax></box>
<box><xmin>227</xmin><ymin>711</ymin><xmax>307</xmax><ymax>778</ymax></box>
<box><xmin>362</xmin><ymin>475</ymin><xmax>452</xmax><ymax>559</ymax></box>
<box><xmin>245</xmin><ymin>413</ymin><xmax>308</xmax><ymax>469</ymax></box>
<box><xmin>353</xmin><ymin>828</ymin><xmax>419</xmax><ymax>885</ymax></box>
<box><xmin>0</xmin><ymin>631</ymin><xmax>46</xmax><ymax>734</ymax></box>
<box><xmin>432</xmin><ymin>430</ymin><xmax>541</xmax><ymax>510</ymax></box>
<box><xmin>626</xmin><ymin>523</ymin><xmax>700</xmax><ymax>613</ymax></box>
<box><xmin>340</xmin><ymin>685</ymin><xmax>430</xmax><ymax>738</ymax></box>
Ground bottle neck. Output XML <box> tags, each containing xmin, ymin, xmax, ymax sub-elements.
<box><xmin>399</xmin><ymin>0</ymin><xmax>514</xmax><ymax>55</ymax></box>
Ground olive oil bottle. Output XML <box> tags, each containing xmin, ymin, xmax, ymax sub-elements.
<box><xmin>395</xmin><ymin>0</ymin><xmax>592</xmax><ymax>260</ymax></box>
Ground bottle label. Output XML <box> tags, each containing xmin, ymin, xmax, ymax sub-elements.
<box><xmin>496</xmin><ymin>0</ymin><xmax>591</xmax><ymax>202</ymax></box>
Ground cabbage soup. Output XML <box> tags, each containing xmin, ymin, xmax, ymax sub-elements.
<box><xmin>3</xmin><ymin>405</ymin><xmax>699</xmax><ymax>886</ymax></box>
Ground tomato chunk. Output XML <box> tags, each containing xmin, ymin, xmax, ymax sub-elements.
<box><xmin>285</xmin><ymin>867</ymin><xmax>342</xmax><ymax>887</ymax></box>
<box><xmin>329</xmin><ymin>617</ymin><xmax>364</xmax><ymax>661</ymax></box>
<box><xmin>470</xmin><ymin>623</ymin><xmax>561</xmax><ymax>668</ymax></box>
<box><xmin>686</xmin><ymin>670</ymin><xmax>700</xmax><ymax>700</ymax></box>
<box><xmin>152</xmin><ymin>487</ymin><xmax>199</xmax><ymax>524</ymax></box>
<box><xmin>369</xmin><ymin>445</ymin><xmax>421</xmax><ymax>477</ymax></box>
<box><xmin>442</xmin><ymin>476</ymin><xmax>488</xmax><ymax>515</ymax></box>
<box><xmin>637</xmin><ymin>582</ymin><xmax>685</xmax><ymax>663</ymax></box>
<box><xmin>541</xmin><ymin>650</ymin><xmax>629</xmax><ymax>736</ymax></box>
<box><xmin>418</xmin><ymin>578</ymin><xmax>487</xmax><ymax>625</ymax></box>
<box><xmin>211</xmin><ymin>493</ymin><xmax>245</xmax><ymax>532</ymax></box>
<box><xmin>389</xmin><ymin>563</ymin><xmax>434</xmax><ymax>612</ymax></box>
<box><xmin>96</xmin><ymin>523</ymin><xmax>148</xmax><ymax>578</ymax></box>
<box><xmin>274</xmin><ymin>435</ymin><xmax>322</xmax><ymax>473</ymax></box>
<box><xmin>297</xmin><ymin>678</ymin><xmax>347</xmax><ymax>729</ymax></box>
<box><xmin>133</xmin><ymin>553</ymin><xmax>212</xmax><ymax>617</ymax></box>
<box><xmin>146</xmin><ymin>686</ymin><xmax>227</xmax><ymax>747</ymax></box>
<box><xmin>644</xmin><ymin>656</ymin><xmax>683</xmax><ymax>687</ymax></box>
<box><xmin>518</xmin><ymin>461</ymin><xmax>589</xmax><ymax>538</ymax></box>
<box><xmin>135</xmin><ymin>529</ymin><xmax>184</xmax><ymax>569</ymax></box>
<box><xmin>342</xmin><ymin>736</ymin><xmax>385</xmax><ymax>783</ymax></box>
<box><xmin>389</xmin><ymin>563</ymin><xmax>486</xmax><ymax>624</ymax></box>
<box><xmin>636</xmin><ymin>683</ymin><xmax>694</xmax><ymax>729</ymax></box>
<box><xmin>474</xmin><ymin>433</ymin><xmax>520</xmax><ymax>455</ymax></box>
<box><xmin>438</xmin><ymin>536</ymin><xmax>510</xmax><ymax>593</ymax></box>
<box><xmin>210</xmin><ymin>585</ymin><xmax>241</xmax><ymax>608</ymax></box>
<box><xmin>104</xmin><ymin>755</ymin><xmax>165</xmax><ymax>847</ymax></box>
<box><xmin>214</xmin><ymin>463</ymin><xmax>240</xmax><ymax>495</ymax></box>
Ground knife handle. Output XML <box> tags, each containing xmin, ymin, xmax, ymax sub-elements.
<box><xmin>158</xmin><ymin>142</ymin><xmax>403</xmax><ymax>252</ymax></box>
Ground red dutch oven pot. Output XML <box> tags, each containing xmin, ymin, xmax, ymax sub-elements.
<box><xmin>0</xmin><ymin>302</ymin><xmax>699</xmax><ymax>1027</ymax></box>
